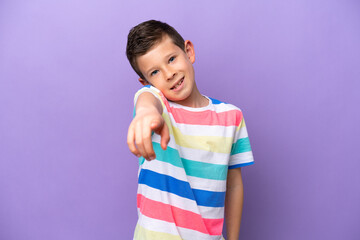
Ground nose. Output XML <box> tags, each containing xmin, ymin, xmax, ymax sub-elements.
<box><xmin>163</xmin><ymin>66</ymin><xmax>176</xmax><ymax>81</ymax></box>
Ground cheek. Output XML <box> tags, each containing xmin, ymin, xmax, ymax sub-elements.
<box><xmin>178</xmin><ymin>61</ymin><xmax>189</xmax><ymax>71</ymax></box>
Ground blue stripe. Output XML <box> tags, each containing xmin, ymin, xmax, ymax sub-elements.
<box><xmin>228</xmin><ymin>161</ymin><xmax>254</xmax><ymax>169</ymax></box>
<box><xmin>138</xmin><ymin>169</ymin><xmax>225</xmax><ymax>207</ymax></box>
<box><xmin>192</xmin><ymin>188</ymin><xmax>225</xmax><ymax>207</ymax></box>
<box><xmin>209</xmin><ymin>97</ymin><xmax>225</xmax><ymax>104</ymax></box>
<box><xmin>139</xmin><ymin>169</ymin><xmax>195</xmax><ymax>200</ymax></box>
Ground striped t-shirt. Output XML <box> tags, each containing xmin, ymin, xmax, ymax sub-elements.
<box><xmin>133</xmin><ymin>85</ymin><xmax>254</xmax><ymax>240</ymax></box>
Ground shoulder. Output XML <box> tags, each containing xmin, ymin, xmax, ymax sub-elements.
<box><xmin>134</xmin><ymin>85</ymin><xmax>167</xmax><ymax>104</ymax></box>
<box><xmin>207</xmin><ymin>96</ymin><xmax>244</xmax><ymax>125</ymax></box>
<box><xmin>135</xmin><ymin>85</ymin><xmax>162</xmax><ymax>98</ymax></box>
<box><xmin>134</xmin><ymin>85</ymin><xmax>171</xmax><ymax>112</ymax></box>
<box><xmin>208</xmin><ymin>96</ymin><xmax>242</xmax><ymax>112</ymax></box>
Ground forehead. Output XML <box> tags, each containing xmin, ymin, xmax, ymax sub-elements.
<box><xmin>136</xmin><ymin>36</ymin><xmax>181</xmax><ymax>71</ymax></box>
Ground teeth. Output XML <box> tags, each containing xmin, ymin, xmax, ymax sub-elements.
<box><xmin>173</xmin><ymin>79</ymin><xmax>183</xmax><ymax>89</ymax></box>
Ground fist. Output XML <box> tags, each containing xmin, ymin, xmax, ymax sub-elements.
<box><xmin>127</xmin><ymin>111</ymin><xmax>170</xmax><ymax>161</ymax></box>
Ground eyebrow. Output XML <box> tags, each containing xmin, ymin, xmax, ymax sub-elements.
<box><xmin>164</xmin><ymin>52</ymin><xmax>176</xmax><ymax>60</ymax></box>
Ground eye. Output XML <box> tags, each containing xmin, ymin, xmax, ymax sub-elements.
<box><xmin>169</xmin><ymin>56</ymin><xmax>176</xmax><ymax>63</ymax></box>
<box><xmin>150</xmin><ymin>70</ymin><xmax>159</xmax><ymax>76</ymax></box>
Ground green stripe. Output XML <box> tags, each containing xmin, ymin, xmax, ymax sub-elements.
<box><xmin>139</xmin><ymin>156</ymin><xmax>145</xmax><ymax>165</ymax></box>
<box><xmin>139</xmin><ymin>142</ymin><xmax>183</xmax><ymax>167</ymax></box>
<box><xmin>182</xmin><ymin>157</ymin><xmax>227</xmax><ymax>180</ymax></box>
<box><xmin>231</xmin><ymin>137</ymin><xmax>252</xmax><ymax>155</ymax></box>
<box><xmin>139</xmin><ymin>142</ymin><xmax>228</xmax><ymax>180</ymax></box>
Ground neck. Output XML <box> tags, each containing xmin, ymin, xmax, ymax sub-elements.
<box><xmin>173</xmin><ymin>85</ymin><xmax>209</xmax><ymax>108</ymax></box>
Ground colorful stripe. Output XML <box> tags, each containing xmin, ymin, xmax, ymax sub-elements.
<box><xmin>162</xmin><ymin>112</ymin><xmax>235</xmax><ymax>153</ymax></box>
<box><xmin>137</xmin><ymin>184</ymin><xmax>225</xmax><ymax>219</ymax></box>
<box><xmin>137</xmin><ymin>194</ymin><xmax>224</xmax><ymax>235</ymax></box>
<box><xmin>231</xmin><ymin>137</ymin><xmax>252</xmax><ymax>155</ymax></box>
<box><xmin>140</xmin><ymin>142</ymin><xmax>228</xmax><ymax>180</ymax></box>
<box><xmin>169</xmin><ymin>107</ymin><xmax>242</xmax><ymax>126</ymax></box>
<box><xmin>138</xmin><ymin>169</ymin><xmax>226</xmax><ymax>207</ymax></box>
<box><xmin>208</xmin><ymin>97</ymin><xmax>224</xmax><ymax>104</ymax></box>
<box><xmin>134</xmin><ymin>224</ymin><xmax>182</xmax><ymax>240</ymax></box>
<box><xmin>228</xmin><ymin>161</ymin><xmax>255</xmax><ymax>169</ymax></box>
<box><xmin>172</xmin><ymin>127</ymin><xmax>233</xmax><ymax>153</ymax></box>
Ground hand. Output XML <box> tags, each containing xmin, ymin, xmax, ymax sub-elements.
<box><xmin>127</xmin><ymin>110</ymin><xmax>170</xmax><ymax>161</ymax></box>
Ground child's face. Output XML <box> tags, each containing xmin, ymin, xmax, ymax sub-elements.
<box><xmin>137</xmin><ymin>35</ymin><xmax>197</xmax><ymax>105</ymax></box>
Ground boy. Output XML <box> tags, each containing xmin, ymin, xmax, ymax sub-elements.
<box><xmin>126</xmin><ymin>20</ymin><xmax>254</xmax><ymax>240</ymax></box>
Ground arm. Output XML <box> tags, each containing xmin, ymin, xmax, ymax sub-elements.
<box><xmin>224</xmin><ymin>167</ymin><xmax>244</xmax><ymax>240</ymax></box>
<box><xmin>127</xmin><ymin>92</ymin><xmax>170</xmax><ymax>161</ymax></box>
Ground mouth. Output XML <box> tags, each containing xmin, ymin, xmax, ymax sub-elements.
<box><xmin>170</xmin><ymin>77</ymin><xmax>184</xmax><ymax>90</ymax></box>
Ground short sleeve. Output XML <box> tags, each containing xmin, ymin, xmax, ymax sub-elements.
<box><xmin>133</xmin><ymin>85</ymin><xmax>171</xmax><ymax>117</ymax></box>
<box><xmin>134</xmin><ymin>85</ymin><xmax>164</xmax><ymax>108</ymax></box>
<box><xmin>228</xmin><ymin>113</ymin><xmax>254</xmax><ymax>169</ymax></box>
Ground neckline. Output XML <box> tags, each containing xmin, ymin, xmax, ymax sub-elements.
<box><xmin>168</xmin><ymin>95</ymin><xmax>212</xmax><ymax>112</ymax></box>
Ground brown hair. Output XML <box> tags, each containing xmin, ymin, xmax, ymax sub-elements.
<box><xmin>126</xmin><ymin>20</ymin><xmax>185</xmax><ymax>80</ymax></box>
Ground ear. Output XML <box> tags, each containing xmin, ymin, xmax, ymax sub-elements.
<box><xmin>184</xmin><ymin>40</ymin><xmax>195</xmax><ymax>64</ymax></box>
<box><xmin>138</xmin><ymin>78</ymin><xmax>150</xmax><ymax>86</ymax></box>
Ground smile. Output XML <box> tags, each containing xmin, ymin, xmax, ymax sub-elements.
<box><xmin>171</xmin><ymin>78</ymin><xmax>184</xmax><ymax>91</ymax></box>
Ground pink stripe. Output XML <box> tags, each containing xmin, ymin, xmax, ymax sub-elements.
<box><xmin>168</xmin><ymin>107</ymin><xmax>243</xmax><ymax>126</ymax></box>
<box><xmin>137</xmin><ymin>194</ymin><xmax>223</xmax><ymax>235</ymax></box>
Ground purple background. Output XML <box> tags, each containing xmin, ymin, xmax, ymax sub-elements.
<box><xmin>1</xmin><ymin>0</ymin><xmax>359</xmax><ymax>239</ymax></box>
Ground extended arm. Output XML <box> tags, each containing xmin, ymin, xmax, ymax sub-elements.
<box><xmin>127</xmin><ymin>92</ymin><xmax>170</xmax><ymax>160</ymax></box>
<box><xmin>224</xmin><ymin>167</ymin><xmax>244</xmax><ymax>240</ymax></box>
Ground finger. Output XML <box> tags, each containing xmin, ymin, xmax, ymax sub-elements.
<box><xmin>150</xmin><ymin>119</ymin><xmax>161</xmax><ymax>132</ymax></box>
<box><xmin>142</xmin><ymin>122</ymin><xmax>156</xmax><ymax>160</ymax></box>
<box><xmin>135</xmin><ymin>122</ymin><xmax>148</xmax><ymax>160</ymax></box>
<box><xmin>127</xmin><ymin>123</ymin><xmax>140</xmax><ymax>157</ymax></box>
<box><xmin>159</xmin><ymin>122</ymin><xmax>170</xmax><ymax>150</ymax></box>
